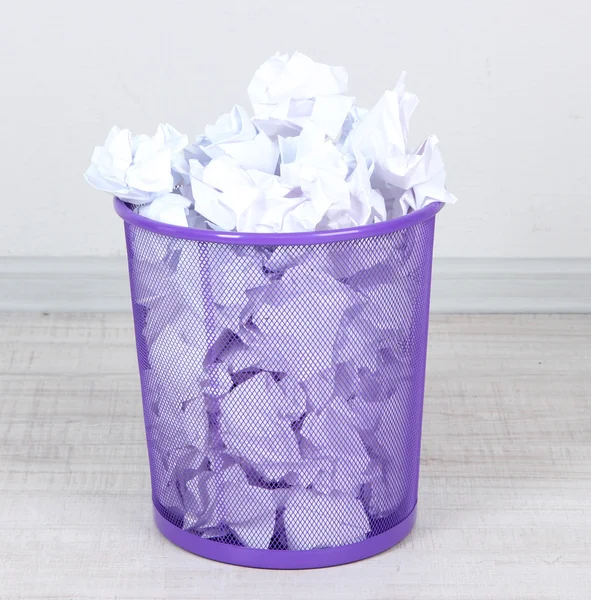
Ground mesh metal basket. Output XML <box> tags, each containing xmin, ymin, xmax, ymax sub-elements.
<box><xmin>115</xmin><ymin>198</ymin><xmax>442</xmax><ymax>569</ymax></box>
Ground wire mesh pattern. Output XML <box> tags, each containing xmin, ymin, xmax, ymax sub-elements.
<box><xmin>124</xmin><ymin>215</ymin><xmax>435</xmax><ymax>553</ymax></box>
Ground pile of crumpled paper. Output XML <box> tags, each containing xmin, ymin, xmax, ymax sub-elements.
<box><xmin>129</xmin><ymin>211</ymin><xmax>428</xmax><ymax>550</ymax></box>
<box><xmin>93</xmin><ymin>53</ymin><xmax>450</xmax><ymax>552</ymax></box>
<box><xmin>85</xmin><ymin>52</ymin><xmax>456</xmax><ymax>232</ymax></box>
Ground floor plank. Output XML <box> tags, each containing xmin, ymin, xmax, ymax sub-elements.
<box><xmin>0</xmin><ymin>313</ymin><xmax>590</xmax><ymax>599</ymax></box>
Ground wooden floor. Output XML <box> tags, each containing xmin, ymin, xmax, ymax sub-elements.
<box><xmin>0</xmin><ymin>313</ymin><xmax>590</xmax><ymax>599</ymax></box>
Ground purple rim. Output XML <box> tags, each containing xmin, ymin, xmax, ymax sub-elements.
<box><xmin>153</xmin><ymin>504</ymin><xmax>417</xmax><ymax>569</ymax></box>
<box><xmin>114</xmin><ymin>197</ymin><xmax>443</xmax><ymax>246</ymax></box>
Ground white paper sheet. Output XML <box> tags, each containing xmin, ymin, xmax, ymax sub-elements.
<box><xmin>200</xmin><ymin>363</ymin><xmax>234</xmax><ymax>397</ymax></box>
<box><xmin>184</xmin><ymin>464</ymin><xmax>277</xmax><ymax>548</ymax></box>
<box><xmin>205</xmin><ymin>105</ymin><xmax>257</xmax><ymax>145</ymax></box>
<box><xmin>333</xmin><ymin>308</ymin><xmax>380</xmax><ymax>372</ymax></box>
<box><xmin>283</xmin><ymin>490</ymin><xmax>370</xmax><ymax>550</ymax></box>
<box><xmin>366</xmin><ymin>460</ymin><xmax>406</xmax><ymax>517</ymax></box>
<box><xmin>180</xmin><ymin>397</ymin><xmax>210</xmax><ymax>447</ymax></box>
<box><xmin>148</xmin><ymin>324</ymin><xmax>205</xmax><ymax>392</ymax></box>
<box><xmin>153</xmin><ymin>124</ymin><xmax>190</xmax><ymax>186</ymax></box>
<box><xmin>137</xmin><ymin>192</ymin><xmax>190</xmax><ymax>227</ymax></box>
<box><xmin>174</xmin><ymin>135</ymin><xmax>212</xmax><ymax>185</ymax></box>
<box><xmin>301</xmin><ymin>367</ymin><xmax>336</xmax><ymax>412</ymax></box>
<box><xmin>248</xmin><ymin>53</ymin><xmax>351</xmax><ymax>140</ymax></box>
<box><xmin>346</xmin><ymin>152</ymin><xmax>387</xmax><ymax>225</ymax></box>
<box><xmin>227</xmin><ymin>333</ymin><xmax>291</xmax><ymax>374</ymax></box>
<box><xmin>217</xmin><ymin>132</ymin><xmax>279</xmax><ymax>174</ymax></box>
<box><xmin>251</xmin><ymin>280</ymin><xmax>355</xmax><ymax>380</ymax></box>
<box><xmin>208</xmin><ymin>246</ymin><xmax>267</xmax><ymax>306</ymax></box>
<box><xmin>344</xmin><ymin>74</ymin><xmax>456</xmax><ymax>215</ymax></box>
<box><xmin>85</xmin><ymin>125</ymin><xmax>185</xmax><ymax>204</ymax></box>
<box><xmin>218</xmin><ymin>373</ymin><xmax>302</xmax><ymax>478</ymax></box>
<box><xmin>300</xmin><ymin>398</ymin><xmax>371</xmax><ymax>496</ymax></box>
<box><xmin>249</xmin><ymin>52</ymin><xmax>348</xmax><ymax>111</ymax></box>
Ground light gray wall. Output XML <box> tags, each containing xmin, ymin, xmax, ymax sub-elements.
<box><xmin>1</xmin><ymin>0</ymin><xmax>589</xmax><ymax>257</ymax></box>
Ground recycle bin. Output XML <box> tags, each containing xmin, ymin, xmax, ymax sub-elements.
<box><xmin>115</xmin><ymin>197</ymin><xmax>443</xmax><ymax>569</ymax></box>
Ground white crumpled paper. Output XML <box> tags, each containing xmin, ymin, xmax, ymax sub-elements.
<box><xmin>138</xmin><ymin>192</ymin><xmax>191</xmax><ymax>227</ymax></box>
<box><xmin>345</xmin><ymin>73</ymin><xmax>456</xmax><ymax>216</ymax></box>
<box><xmin>149</xmin><ymin>388</ymin><xmax>210</xmax><ymax>512</ymax></box>
<box><xmin>85</xmin><ymin>124</ymin><xmax>187</xmax><ymax>204</ymax></box>
<box><xmin>86</xmin><ymin>52</ymin><xmax>456</xmax><ymax>232</ymax></box>
<box><xmin>283</xmin><ymin>490</ymin><xmax>370</xmax><ymax>550</ymax></box>
<box><xmin>300</xmin><ymin>397</ymin><xmax>371</xmax><ymax>496</ymax></box>
<box><xmin>248</xmin><ymin>52</ymin><xmax>352</xmax><ymax>141</ymax></box>
<box><xmin>184</xmin><ymin>464</ymin><xmax>277</xmax><ymax>549</ymax></box>
<box><xmin>250</xmin><ymin>264</ymin><xmax>359</xmax><ymax>380</ymax></box>
<box><xmin>218</xmin><ymin>373</ymin><xmax>304</xmax><ymax>480</ymax></box>
<box><xmin>148</xmin><ymin>324</ymin><xmax>205</xmax><ymax>392</ymax></box>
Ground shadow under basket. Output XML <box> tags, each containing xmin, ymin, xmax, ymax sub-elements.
<box><xmin>115</xmin><ymin>198</ymin><xmax>442</xmax><ymax>569</ymax></box>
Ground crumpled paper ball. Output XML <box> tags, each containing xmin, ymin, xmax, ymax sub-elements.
<box><xmin>85</xmin><ymin>124</ymin><xmax>187</xmax><ymax>204</ymax></box>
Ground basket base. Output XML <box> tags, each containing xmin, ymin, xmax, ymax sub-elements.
<box><xmin>153</xmin><ymin>504</ymin><xmax>417</xmax><ymax>569</ymax></box>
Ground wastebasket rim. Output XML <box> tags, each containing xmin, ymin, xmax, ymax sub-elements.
<box><xmin>113</xmin><ymin>197</ymin><xmax>443</xmax><ymax>245</ymax></box>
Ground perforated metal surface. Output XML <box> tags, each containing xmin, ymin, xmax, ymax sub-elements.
<box><xmin>124</xmin><ymin>215</ymin><xmax>435</xmax><ymax>554</ymax></box>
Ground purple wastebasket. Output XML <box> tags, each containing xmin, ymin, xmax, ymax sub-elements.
<box><xmin>114</xmin><ymin>198</ymin><xmax>442</xmax><ymax>569</ymax></box>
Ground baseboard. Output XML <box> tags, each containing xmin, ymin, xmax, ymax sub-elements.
<box><xmin>430</xmin><ymin>258</ymin><xmax>591</xmax><ymax>313</ymax></box>
<box><xmin>0</xmin><ymin>257</ymin><xmax>589</xmax><ymax>313</ymax></box>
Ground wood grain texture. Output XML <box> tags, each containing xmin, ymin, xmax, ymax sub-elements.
<box><xmin>0</xmin><ymin>313</ymin><xmax>590</xmax><ymax>600</ymax></box>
